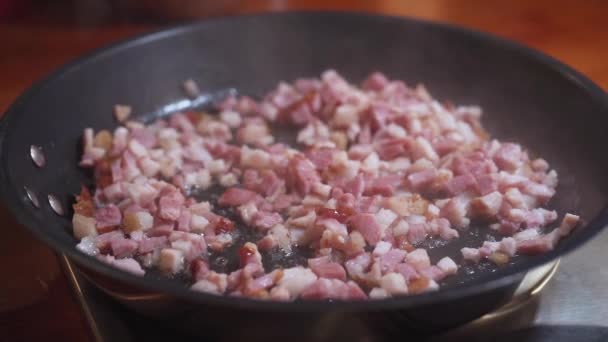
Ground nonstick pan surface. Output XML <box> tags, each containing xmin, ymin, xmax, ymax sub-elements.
<box><xmin>1</xmin><ymin>11</ymin><xmax>607</xmax><ymax>312</ymax></box>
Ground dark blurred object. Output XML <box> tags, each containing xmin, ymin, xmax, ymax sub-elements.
<box><xmin>121</xmin><ymin>0</ymin><xmax>242</xmax><ymax>20</ymax></box>
<box><xmin>0</xmin><ymin>0</ymin><xmax>30</xmax><ymax>18</ymax></box>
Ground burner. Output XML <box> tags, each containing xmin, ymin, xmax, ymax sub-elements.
<box><xmin>60</xmin><ymin>255</ymin><xmax>559</xmax><ymax>342</ymax></box>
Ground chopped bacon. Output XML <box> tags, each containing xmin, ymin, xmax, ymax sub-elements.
<box><xmin>251</xmin><ymin>211</ymin><xmax>283</xmax><ymax>231</ymax></box>
<box><xmin>73</xmin><ymin>186</ymin><xmax>95</xmax><ymax>217</ymax></box>
<box><xmin>286</xmin><ymin>155</ymin><xmax>321</xmax><ymax>196</ymax></box>
<box><xmin>308</xmin><ymin>256</ymin><xmax>347</xmax><ymax>280</ymax></box>
<box><xmin>218</xmin><ymin>187</ymin><xmax>258</xmax><ymax>207</ymax></box>
<box><xmin>75</xmin><ymin>70</ymin><xmax>575</xmax><ymax>301</ymax></box>
<box><xmin>300</xmin><ymin>278</ymin><xmax>367</xmax><ymax>300</ymax></box>
<box><xmin>95</xmin><ymin>204</ymin><xmax>122</xmax><ymax>229</ymax></box>
<box><xmin>348</xmin><ymin>213</ymin><xmax>381</xmax><ymax>245</ymax></box>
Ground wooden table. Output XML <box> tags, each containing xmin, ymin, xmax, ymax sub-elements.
<box><xmin>1</xmin><ymin>1</ymin><xmax>606</xmax><ymax>340</ymax></box>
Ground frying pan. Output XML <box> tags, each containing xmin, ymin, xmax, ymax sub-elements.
<box><xmin>1</xmin><ymin>11</ymin><xmax>608</xmax><ymax>339</ymax></box>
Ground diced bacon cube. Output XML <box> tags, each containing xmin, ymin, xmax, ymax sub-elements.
<box><xmin>558</xmin><ymin>213</ymin><xmax>580</xmax><ymax>237</ymax></box>
<box><xmin>257</xmin><ymin>234</ymin><xmax>278</xmax><ymax>251</ymax></box>
<box><xmin>159</xmin><ymin>248</ymin><xmax>185</xmax><ymax>274</ymax></box>
<box><xmin>408</xmin><ymin>168</ymin><xmax>437</xmax><ymax>191</ymax></box>
<box><xmin>220</xmin><ymin>110</ymin><xmax>242</xmax><ymax>128</ymax></box>
<box><xmin>103</xmin><ymin>182</ymin><xmax>125</xmax><ymax>202</ymax></box>
<box><xmin>461</xmin><ymin>247</ymin><xmax>481</xmax><ymax>263</ymax></box>
<box><xmin>98</xmin><ymin>255</ymin><xmax>145</xmax><ymax>276</ymax></box>
<box><xmin>517</xmin><ymin>233</ymin><xmax>556</xmax><ymax>255</ymax></box>
<box><xmin>278</xmin><ymin>267</ymin><xmax>318</xmax><ymax>298</ymax></box>
<box><xmin>95</xmin><ymin>204</ymin><xmax>122</xmax><ymax>229</ymax></box>
<box><xmin>122</xmin><ymin>211</ymin><xmax>154</xmax><ymax>233</ymax></box>
<box><xmin>470</xmin><ymin>191</ymin><xmax>503</xmax><ymax>219</ymax></box>
<box><xmin>373</xmin><ymin>241</ymin><xmax>393</xmax><ymax>256</ymax></box>
<box><xmin>158</xmin><ymin>194</ymin><xmax>184</xmax><ymax>221</ymax></box>
<box><xmin>391</xmin><ymin>219</ymin><xmax>409</xmax><ymax>237</ymax></box>
<box><xmin>513</xmin><ymin>228</ymin><xmax>540</xmax><ymax>242</ymax></box>
<box><xmin>493</xmin><ymin>143</ymin><xmax>523</xmax><ymax>171</ymax></box>
<box><xmin>289</xmin><ymin>209</ymin><xmax>317</xmax><ymax>228</ymax></box>
<box><xmin>251</xmin><ymin>211</ymin><xmax>283</xmax><ymax>231</ymax></box>
<box><xmin>241</xmin><ymin>146</ymin><xmax>271</xmax><ymax>169</ymax></box>
<box><xmin>125</xmin><ymin>183</ymin><xmax>159</xmax><ymax>206</ymax></box>
<box><xmin>435</xmin><ymin>218</ymin><xmax>459</xmax><ymax>240</ymax></box>
<box><xmin>308</xmin><ymin>256</ymin><xmax>347</xmax><ymax>281</ymax></box>
<box><xmin>446</xmin><ymin>174</ymin><xmax>476</xmax><ymax>196</ymax></box>
<box><xmin>111</xmin><ymin>238</ymin><xmax>139</xmax><ymax>258</ymax></box>
<box><xmin>76</xmin><ymin>236</ymin><xmax>99</xmax><ymax>256</ymax></box>
<box><xmin>395</xmin><ymin>263</ymin><xmax>419</xmax><ymax>282</ymax></box>
<box><xmin>191</xmin><ymin>279</ymin><xmax>221</xmax><ymax>294</ymax></box>
<box><xmin>369</xmin><ymin>287</ymin><xmax>390</xmax><ymax>299</ymax></box>
<box><xmin>379</xmin><ymin>249</ymin><xmax>407</xmax><ymax>274</ymax></box>
<box><xmin>412</xmin><ymin>137</ymin><xmax>439</xmax><ymax>162</ymax></box>
<box><xmin>287</xmin><ymin>156</ymin><xmax>321</xmax><ymax>196</ymax></box>
<box><xmin>522</xmin><ymin>182</ymin><xmax>555</xmax><ymax>203</ymax></box>
<box><xmin>73</xmin><ymin>214</ymin><xmax>97</xmax><ymax>239</ymax></box>
<box><xmin>332</xmin><ymin>104</ymin><xmax>360</xmax><ymax>127</ymax></box>
<box><xmin>113</xmin><ymin>104</ymin><xmax>131</xmax><ymax>122</ymax></box>
<box><xmin>345</xmin><ymin>252</ymin><xmax>372</xmax><ymax>279</ymax></box>
<box><xmin>499</xmin><ymin>237</ymin><xmax>517</xmax><ymax>256</ymax></box>
<box><xmin>218</xmin><ymin>188</ymin><xmax>258</xmax><ymax>207</ymax></box>
<box><xmin>176</xmin><ymin>209</ymin><xmax>191</xmax><ymax>232</ymax></box>
<box><xmin>440</xmin><ymin>197</ymin><xmax>470</xmax><ymax>229</ymax></box>
<box><xmin>128</xmin><ymin>139</ymin><xmax>148</xmax><ymax>159</ymax></box>
<box><xmin>190</xmin><ymin>214</ymin><xmax>210</xmax><ymax>233</ymax></box>
<box><xmin>379</xmin><ymin>273</ymin><xmax>408</xmax><ymax>295</ymax></box>
<box><xmin>437</xmin><ymin>257</ymin><xmax>458</xmax><ymax>275</ymax></box>
<box><xmin>138</xmin><ymin>157</ymin><xmax>160</xmax><ymax>177</ymax></box>
<box><xmin>348</xmin><ymin>213</ymin><xmax>382</xmax><ymax>246</ymax></box>
<box><xmin>405</xmin><ymin>249</ymin><xmax>431</xmax><ymax>271</ymax></box>
<box><xmin>407</xmin><ymin>223</ymin><xmax>428</xmax><ymax>244</ymax></box>
<box><xmin>138</xmin><ymin>236</ymin><xmax>168</xmax><ymax>254</ymax></box>
<box><xmin>375</xmin><ymin>208</ymin><xmax>398</xmax><ymax>231</ymax></box>
<box><xmin>237</xmin><ymin>123</ymin><xmax>272</xmax><ymax>145</ymax></box>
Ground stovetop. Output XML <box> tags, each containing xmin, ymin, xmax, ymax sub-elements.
<box><xmin>61</xmin><ymin>230</ymin><xmax>608</xmax><ymax>342</ymax></box>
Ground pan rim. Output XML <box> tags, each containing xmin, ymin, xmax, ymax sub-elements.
<box><xmin>1</xmin><ymin>10</ymin><xmax>607</xmax><ymax>312</ymax></box>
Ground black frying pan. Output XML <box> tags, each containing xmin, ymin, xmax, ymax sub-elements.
<box><xmin>1</xmin><ymin>11</ymin><xmax>607</xmax><ymax>339</ymax></box>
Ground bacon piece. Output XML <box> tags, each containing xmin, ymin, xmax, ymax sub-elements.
<box><xmin>470</xmin><ymin>191</ymin><xmax>503</xmax><ymax>219</ymax></box>
<box><xmin>158</xmin><ymin>193</ymin><xmax>184</xmax><ymax>221</ymax></box>
<box><xmin>251</xmin><ymin>211</ymin><xmax>283</xmax><ymax>231</ymax></box>
<box><xmin>493</xmin><ymin>143</ymin><xmax>523</xmax><ymax>171</ymax></box>
<box><xmin>348</xmin><ymin>213</ymin><xmax>381</xmax><ymax>245</ymax></box>
<box><xmin>461</xmin><ymin>247</ymin><xmax>482</xmax><ymax>263</ymax></box>
<box><xmin>300</xmin><ymin>278</ymin><xmax>367</xmax><ymax>300</ymax></box>
<box><xmin>517</xmin><ymin>233</ymin><xmax>556</xmax><ymax>255</ymax></box>
<box><xmin>395</xmin><ymin>263</ymin><xmax>419</xmax><ymax>282</ymax></box>
<box><xmin>95</xmin><ymin>204</ymin><xmax>122</xmax><ymax>229</ymax></box>
<box><xmin>111</xmin><ymin>237</ymin><xmax>139</xmax><ymax>258</ymax></box>
<box><xmin>138</xmin><ymin>236</ymin><xmax>168</xmax><ymax>254</ymax></box>
<box><xmin>408</xmin><ymin>168</ymin><xmax>437</xmax><ymax>191</ymax></box>
<box><xmin>558</xmin><ymin>213</ymin><xmax>580</xmax><ymax>237</ymax></box>
<box><xmin>405</xmin><ymin>249</ymin><xmax>431</xmax><ymax>271</ymax></box>
<box><xmin>379</xmin><ymin>249</ymin><xmax>407</xmax><ymax>274</ymax></box>
<box><xmin>308</xmin><ymin>256</ymin><xmax>347</xmax><ymax>281</ymax></box>
<box><xmin>305</xmin><ymin>148</ymin><xmax>334</xmax><ymax>170</ymax></box>
<box><xmin>278</xmin><ymin>267</ymin><xmax>318</xmax><ymax>298</ymax></box>
<box><xmin>98</xmin><ymin>255</ymin><xmax>145</xmax><ymax>276</ymax></box>
<box><xmin>446</xmin><ymin>174</ymin><xmax>476</xmax><ymax>196</ymax></box>
<box><xmin>440</xmin><ymin>197</ymin><xmax>470</xmax><ymax>229</ymax></box>
<box><xmin>287</xmin><ymin>155</ymin><xmax>321</xmax><ymax>196</ymax></box>
<box><xmin>218</xmin><ymin>188</ymin><xmax>258</xmax><ymax>207</ymax></box>
<box><xmin>73</xmin><ymin>214</ymin><xmax>97</xmax><ymax>240</ymax></box>
<box><xmin>365</xmin><ymin>174</ymin><xmax>402</xmax><ymax>196</ymax></box>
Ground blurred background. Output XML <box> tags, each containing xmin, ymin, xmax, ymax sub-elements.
<box><xmin>0</xmin><ymin>1</ymin><xmax>607</xmax><ymax>341</ymax></box>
